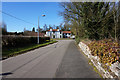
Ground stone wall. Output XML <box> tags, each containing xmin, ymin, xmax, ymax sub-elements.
<box><xmin>78</xmin><ymin>42</ymin><xmax>120</xmax><ymax>79</ymax></box>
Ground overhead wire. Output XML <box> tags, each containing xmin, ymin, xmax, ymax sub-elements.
<box><xmin>0</xmin><ymin>10</ymin><xmax>38</xmax><ymax>26</ymax></box>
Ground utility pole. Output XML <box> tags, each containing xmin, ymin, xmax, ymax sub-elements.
<box><xmin>38</xmin><ymin>16</ymin><xmax>39</xmax><ymax>44</ymax></box>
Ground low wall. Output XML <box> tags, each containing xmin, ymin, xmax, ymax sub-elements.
<box><xmin>78</xmin><ymin>42</ymin><xmax>120</xmax><ymax>79</ymax></box>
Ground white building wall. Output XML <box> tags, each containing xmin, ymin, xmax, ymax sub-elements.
<box><xmin>46</xmin><ymin>31</ymin><xmax>53</xmax><ymax>38</ymax></box>
<box><xmin>58</xmin><ymin>32</ymin><xmax>60</xmax><ymax>38</ymax></box>
<box><xmin>46</xmin><ymin>31</ymin><xmax>71</xmax><ymax>38</ymax></box>
<box><xmin>60</xmin><ymin>32</ymin><xmax>63</xmax><ymax>38</ymax></box>
<box><xmin>51</xmin><ymin>32</ymin><xmax>53</xmax><ymax>38</ymax></box>
<box><xmin>55</xmin><ymin>32</ymin><xmax>61</xmax><ymax>38</ymax></box>
<box><xmin>67</xmin><ymin>33</ymin><xmax>71</xmax><ymax>37</ymax></box>
<box><xmin>46</xmin><ymin>32</ymin><xmax>49</xmax><ymax>36</ymax></box>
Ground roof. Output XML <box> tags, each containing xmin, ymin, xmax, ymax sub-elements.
<box><xmin>63</xmin><ymin>31</ymin><xmax>71</xmax><ymax>33</ymax></box>
<box><xmin>48</xmin><ymin>29</ymin><xmax>59</xmax><ymax>31</ymax></box>
<box><xmin>47</xmin><ymin>29</ymin><xmax>71</xmax><ymax>33</ymax></box>
<box><xmin>24</xmin><ymin>31</ymin><xmax>45</xmax><ymax>37</ymax></box>
<box><xmin>33</xmin><ymin>32</ymin><xmax>45</xmax><ymax>37</ymax></box>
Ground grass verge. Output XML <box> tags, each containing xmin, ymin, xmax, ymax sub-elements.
<box><xmin>75</xmin><ymin>41</ymin><xmax>103</xmax><ymax>78</ymax></box>
<box><xmin>2</xmin><ymin>40</ymin><xmax>57</xmax><ymax>60</ymax></box>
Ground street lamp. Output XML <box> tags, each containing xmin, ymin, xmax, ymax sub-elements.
<box><xmin>38</xmin><ymin>14</ymin><xmax>45</xmax><ymax>44</ymax></box>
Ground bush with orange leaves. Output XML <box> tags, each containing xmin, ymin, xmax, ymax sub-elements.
<box><xmin>88</xmin><ymin>39</ymin><xmax>120</xmax><ymax>66</ymax></box>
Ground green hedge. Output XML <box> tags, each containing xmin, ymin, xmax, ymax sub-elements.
<box><xmin>2</xmin><ymin>40</ymin><xmax>57</xmax><ymax>59</ymax></box>
<box><xmin>2</xmin><ymin>36</ymin><xmax>50</xmax><ymax>48</ymax></box>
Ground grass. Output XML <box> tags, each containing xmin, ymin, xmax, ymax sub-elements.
<box><xmin>88</xmin><ymin>59</ymin><xmax>103</xmax><ymax>78</ymax></box>
<box><xmin>2</xmin><ymin>40</ymin><xmax>57</xmax><ymax>59</ymax></box>
<box><xmin>75</xmin><ymin>41</ymin><xmax>103</xmax><ymax>78</ymax></box>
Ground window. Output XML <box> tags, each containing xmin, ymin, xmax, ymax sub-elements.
<box><xmin>53</xmin><ymin>35</ymin><xmax>55</xmax><ymax>38</ymax></box>
<box><xmin>60</xmin><ymin>35</ymin><xmax>61</xmax><ymax>38</ymax></box>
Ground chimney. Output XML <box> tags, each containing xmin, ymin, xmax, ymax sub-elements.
<box><xmin>57</xmin><ymin>29</ymin><xmax>59</xmax><ymax>31</ymax></box>
<box><xmin>50</xmin><ymin>29</ymin><xmax>52</xmax><ymax>31</ymax></box>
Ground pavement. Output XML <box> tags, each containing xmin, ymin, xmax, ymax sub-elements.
<box><xmin>1</xmin><ymin>40</ymin><xmax>100</xmax><ymax>78</ymax></box>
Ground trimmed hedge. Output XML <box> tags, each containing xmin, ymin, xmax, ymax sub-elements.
<box><xmin>2</xmin><ymin>36</ymin><xmax>50</xmax><ymax>48</ymax></box>
<box><xmin>2</xmin><ymin>40</ymin><xmax>57</xmax><ymax>59</ymax></box>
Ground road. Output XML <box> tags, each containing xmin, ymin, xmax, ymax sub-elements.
<box><xmin>1</xmin><ymin>40</ymin><xmax>100</xmax><ymax>78</ymax></box>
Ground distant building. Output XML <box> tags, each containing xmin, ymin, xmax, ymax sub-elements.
<box><xmin>63</xmin><ymin>31</ymin><xmax>71</xmax><ymax>38</ymax></box>
<box><xmin>46</xmin><ymin>29</ymin><xmax>71</xmax><ymax>38</ymax></box>
<box><xmin>24</xmin><ymin>31</ymin><xmax>45</xmax><ymax>37</ymax></box>
<box><xmin>46</xmin><ymin>29</ymin><xmax>62</xmax><ymax>38</ymax></box>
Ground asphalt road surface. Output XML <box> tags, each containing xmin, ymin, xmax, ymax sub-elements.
<box><xmin>1</xmin><ymin>40</ymin><xmax>100</xmax><ymax>78</ymax></box>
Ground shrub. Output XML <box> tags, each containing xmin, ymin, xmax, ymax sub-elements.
<box><xmin>2</xmin><ymin>36</ymin><xmax>50</xmax><ymax>48</ymax></box>
<box><xmin>75</xmin><ymin>36</ymin><xmax>80</xmax><ymax>44</ymax></box>
<box><xmin>88</xmin><ymin>39</ymin><xmax>120</xmax><ymax>65</ymax></box>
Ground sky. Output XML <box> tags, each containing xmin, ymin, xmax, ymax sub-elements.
<box><xmin>2</xmin><ymin>2</ymin><xmax>64</xmax><ymax>32</ymax></box>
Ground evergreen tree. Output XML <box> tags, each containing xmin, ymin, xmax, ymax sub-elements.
<box><xmin>32</xmin><ymin>27</ymin><xmax>35</xmax><ymax>32</ymax></box>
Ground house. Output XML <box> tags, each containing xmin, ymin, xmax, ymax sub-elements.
<box><xmin>46</xmin><ymin>29</ymin><xmax>71</xmax><ymax>38</ymax></box>
<box><xmin>63</xmin><ymin>31</ymin><xmax>71</xmax><ymax>38</ymax></box>
<box><xmin>46</xmin><ymin>29</ymin><xmax>62</xmax><ymax>38</ymax></box>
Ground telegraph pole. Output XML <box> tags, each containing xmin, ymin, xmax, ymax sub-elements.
<box><xmin>38</xmin><ymin>16</ymin><xmax>39</xmax><ymax>44</ymax></box>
